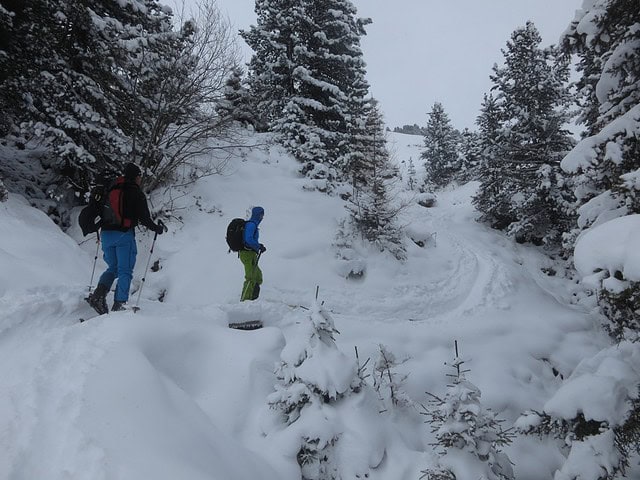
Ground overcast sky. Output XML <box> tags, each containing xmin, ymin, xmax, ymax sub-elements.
<box><xmin>184</xmin><ymin>0</ymin><xmax>585</xmax><ymax>130</ymax></box>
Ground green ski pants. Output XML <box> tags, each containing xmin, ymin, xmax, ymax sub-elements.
<box><xmin>239</xmin><ymin>250</ymin><xmax>262</xmax><ymax>301</ymax></box>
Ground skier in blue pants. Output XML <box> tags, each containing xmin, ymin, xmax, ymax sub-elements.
<box><xmin>88</xmin><ymin>163</ymin><xmax>164</xmax><ymax>314</ymax></box>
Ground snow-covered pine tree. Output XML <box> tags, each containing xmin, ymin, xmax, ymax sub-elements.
<box><xmin>472</xmin><ymin>93</ymin><xmax>514</xmax><ymax>230</ymax></box>
<box><xmin>0</xmin><ymin>0</ymin><xmax>128</xmax><ymax>215</ymax></box>
<box><xmin>0</xmin><ymin>0</ymin><xmax>238</xmax><ymax>214</ymax></box>
<box><xmin>0</xmin><ymin>3</ymin><xmax>11</xmax><ymax>137</ymax></box>
<box><xmin>373</xmin><ymin>344</ymin><xmax>411</xmax><ymax>410</ymax></box>
<box><xmin>420</xmin><ymin>102</ymin><xmax>460</xmax><ymax>190</ymax></box>
<box><xmin>267</xmin><ymin>300</ymin><xmax>363</xmax><ymax>479</ymax></box>
<box><xmin>560</xmin><ymin>0</ymin><xmax>640</xmax><ymax>248</ymax></box>
<box><xmin>346</xmin><ymin>98</ymin><xmax>406</xmax><ymax>260</ymax></box>
<box><xmin>421</xmin><ymin>345</ymin><xmax>514</xmax><ymax>480</ymax></box>
<box><xmin>456</xmin><ymin>128</ymin><xmax>482</xmax><ymax>184</ymax></box>
<box><xmin>331</xmin><ymin>217</ymin><xmax>368</xmax><ymax>279</ymax></box>
<box><xmin>216</xmin><ymin>66</ymin><xmax>255</xmax><ymax>128</ymax></box>
<box><xmin>406</xmin><ymin>157</ymin><xmax>418</xmax><ymax>191</ymax></box>
<box><xmin>242</xmin><ymin>0</ymin><xmax>371</xmax><ymax>191</ymax></box>
<box><xmin>115</xmin><ymin>4</ymin><xmax>201</xmax><ymax>186</ymax></box>
<box><xmin>0</xmin><ymin>0</ymin><xmax>193</xmax><ymax>222</ymax></box>
<box><xmin>240</xmin><ymin>0</ymin><xmax>302</xmax><ymax>130</ymax></box>
<box><xmin>560</xmin><ymin>0</ymin><xmax>640</xmax><ymax>339</ymax></box>
<box><xmin>477</xmin><ymin>22</ymin><xmax>575</xmax><ymax>246</ymax></box>
<box><xmin>555</xmin><ymin>5</ymin><xmax>640</xmax><ymax>468</ymax></box>
<box><xmin>517</xmin><ymin>338</ymin><xmax>640</xmax><ymax>479</ymax></box>
<box><xmin>277</xmin><ymin>0</ymin><xmax>371</xmax><ymax>190</ymax></box>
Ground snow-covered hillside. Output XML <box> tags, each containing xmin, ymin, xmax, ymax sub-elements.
<box><xmin>0</xmin><ymin>132</ymin><xmax>625</xmax><ymax>479</ymax></box>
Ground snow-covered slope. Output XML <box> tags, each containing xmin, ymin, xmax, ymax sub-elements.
<box><xmin>0</xmin><ymin>132</ymin><xmax>614</xmax><ymax>479</ymax></box>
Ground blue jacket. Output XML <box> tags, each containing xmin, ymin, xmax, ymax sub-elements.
<box><xmin>243</xmin><ymin>206</ymin><xmax>264</xmax><ymax>252</ymax></box>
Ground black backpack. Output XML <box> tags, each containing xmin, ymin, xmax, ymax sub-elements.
<box><xmin>78</xmin><ymin>177</ymin><xmax>129</xmax><ymax>236</ymax></box>
<box><xmin>78</xmin><ymin>183</ymin><xmax>108</xmax><ymax>236</ymax></box>
<box><xmin>226</xmin><ymin>218</ymin><xmax>246</xmax><ymax>252</ymax></box>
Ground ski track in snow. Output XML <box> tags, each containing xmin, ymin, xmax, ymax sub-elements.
<box><xmin>321</xmin><ymin>189</ymin><xmax>514</xmax><ymax>325</ymax></box>
<box><xmin>425</xmin><ymin>191</ymin><xmax>515</xmax><ymax>321</ymax></box>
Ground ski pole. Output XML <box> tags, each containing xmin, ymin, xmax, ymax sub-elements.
<box><xmin>252</xmin><ymin>250</ymin><xmax>262</xmax><ymax>298</ymax></box>
<box><xmin>88</xmin><ymin>233</ymin><xmax>100</xmax><ymax>294</ymax></box>
<box><xmin>133</xmin><ymin>220</ymin><xmax>165</xmax><ymax>313</ymax></box>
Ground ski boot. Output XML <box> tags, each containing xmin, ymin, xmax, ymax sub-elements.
<box><xmin>87</xmin><ymin>283</ymin><xmax>109</xmax><ymax>315</ymax></box>
<box><xmin>111</xmin><ymin>301</ymin><xmax>127</xmax><ymax>312</ymax></box>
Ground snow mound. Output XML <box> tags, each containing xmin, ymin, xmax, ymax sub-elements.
<box><xmin>574</xmin><ymin>214</ymin><xmax>640</xmax><ymax>283</ymax></box>
<box><xmin>0</xmin><ymin>194</ymin><xmax>89</xmax><ymax>297</ymax></box>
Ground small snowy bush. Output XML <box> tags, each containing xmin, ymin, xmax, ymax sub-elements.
<box><xmin>516</xmin><ymin>340</ymin><xmax>640</xmax><ymax>479</ymax></box>
<box><xmin>373</xmin><ymin>344</ymin><xmax>411</xmax><ymax>409</ymax></box>
<box><xmin>421</xmin><ymin>348</ymin><xmax>514</xmax><ymax>480</ymax></box>
<box><xmin>332</xmin><ymin>218</ymin><xmax>367</xmax><ymax>280</ymax></box>
<box><xmin>600</xmin><ymin>282</ymin><xmax>640</xmax><ymax>340</ymax></box>
<box><xmin>267</xmin><ymin>299</ymin><xmax>385</xmax><ymax>480</ymax></box>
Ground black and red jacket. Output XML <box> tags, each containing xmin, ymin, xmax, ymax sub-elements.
<box><xmin>101</xmin><ymin>177</ymin><xmax>157</xmax><ymax>232</ymax></box>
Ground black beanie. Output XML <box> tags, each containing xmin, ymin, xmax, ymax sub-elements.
<box><xmin>123</xmin><ymin>163</ymin><xmax>141</xmax><ymax>180</ymax></box>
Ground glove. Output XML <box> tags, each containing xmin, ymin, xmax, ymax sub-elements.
<box><xmin>259</xmin><ymin>244</ymin><xmax>266</xmax><ymax>253</ymax></box>
<box><xmin>154</xmin><ymin>223</ymin><xmax>165</xmax><ymax>235</ymax></box>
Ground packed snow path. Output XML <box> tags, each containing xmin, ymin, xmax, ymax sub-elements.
<box><xmin>0</xmin><ymin>136</ymin><xmax>609</xmax><ymax>479</ymax></box>
<box><xmin>324</xmin><ymin>183</ymin><xmax>516</xmax><ymax>323</ymax></box>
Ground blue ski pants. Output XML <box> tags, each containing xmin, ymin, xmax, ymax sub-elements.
<box><xmin>98</xmin><ymin>229</ymin><xmax>137</xmax><ymax>302</ymax></box>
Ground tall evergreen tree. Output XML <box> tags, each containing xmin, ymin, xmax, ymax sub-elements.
<box><xmin>473</xmin><ymin>94</ymin><xmax>514</xmax><ymax>230</ymax></box>
<box><xmin>475</xmin><ymin>22</ymin><xmax>574</xmax><ymax>246</ymax></box>
<box><xmin>242</xmin><ymin>0</ymin><xmax>371</xmax><ymax>190</ymax></box>
<box><xmin>0</xmin><ymin>0</ymin><xmax>193</xmax><ymax>219</ymax></box>
<box><xmin>346</xmin><ymin>99</ymin><xmax>405</xmax><ymax>260</ymax></box>
<box><xmin>0</xmin><ymin>2</ymin><xmax>12</xmax><ymax>136</ymax></box>
<box><xmin>240</xmin><ymin>0</ymin><xmax>301</xmax><ymax>129</ymax></box>
<box><xmin>560</xmin><ymin>0</ymin><xmax>640</xmax><ymax>246</ymax></box>
<box><xmin>278</xmin><ymin>0</ymin><xmax>371</xmax><ymax>187</ymax></box>
<box><xmin>547</xmin><ymin>5</ymin><xmax>640</xmax><ymax>475</ymax></box>
<box><xmin>457</xmin><ymin>127</ymin><xmax>482</xmax><ymax>183</ymax></box>
<box><xmin>216</xmin><ymin>66</ymin><xmax>255</xmax><ymax>127</ymax></box>
<box><xmin>420</xmin><ymin>102</ymin><xmax>459</xmax><ymax>189</ymax></box>
<box><xmin>0</xmin><ymin>0</ymin><xmax>238</xmax><ymax>220</ymax></box>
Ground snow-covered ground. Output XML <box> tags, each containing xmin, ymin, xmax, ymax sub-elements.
<box><xmin>0</xmin><ymin>132</ymin><xmax>620</xmax><ymax>479</ymax></box>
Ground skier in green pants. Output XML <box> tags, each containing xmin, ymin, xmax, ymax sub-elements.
<box><xmin>240</xmin><ymin>206</ymin><xmax>266</xmax><ymax>301</ymax></box>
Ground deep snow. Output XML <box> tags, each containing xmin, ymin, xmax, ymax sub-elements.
<box><xmin>0</xmin><ymin>132</ymin><xmax>624</xmax><ymax>479</ymax></box>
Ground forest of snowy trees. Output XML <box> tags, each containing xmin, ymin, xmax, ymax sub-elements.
<box><xmin>1</xmin><ymin>0</ymin><xmax>639</xmax><ymax>478</ymax></box>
